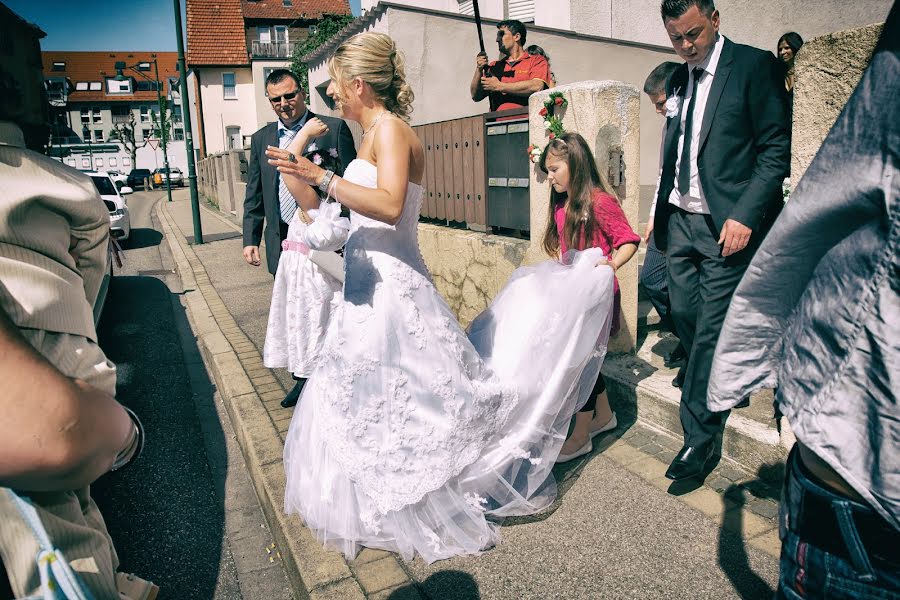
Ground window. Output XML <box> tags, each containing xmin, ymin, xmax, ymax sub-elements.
<box><xmin>139</xmin><ymin>106</ymin><xmax>152</xmax><ymax>123</ymax></box>
<box><xmin>89</xmin><ymin>81</ymin><xmax>102</xmax><ymax>91</ymax></box>
<box><xmin>142</xmin><ymin>128</ymin><xmax>153</xmax><ymax>140</ymax></box>
<box><xmin>168</xmin><ymin>77</ymin><xmax>180</xmax><ymax>97</ymax></box>
<box><xmin>106</xmin><ymin>78</ymin><xmax>132</xmax><ymax>94</ymax></box>
<box><xmin>75</xmin><ymin>81</ymin><xmax>89</xmax><ymax>91</ymax></box>
<box><xmin>507</xmin><ymin>0</ymin><xmax>535</xmax><ymax>22</ymax></box>
<box><xmin>274</xmin><ymin>26</ymin><xmax>288</xmax><ymax>44</ymax></box>
<box><xmin>92</xmin><ymin>108</ymin><xmax>102</xmax><ymax>123</ymax></box>
<box><xmin>94</xmin><ymin>129</ymin><xmax>104</xmax><ymax>142</ymax></box>
<box><xmin>308</xmin><ymin>25</ymin><xmax>318</xmax><ymax>36</ymax></box>
<box><xmin>52</xmin><ymin>61</ymin><xmax>66</xmax><ymax>71</ymax></box>
<box><xmin>173</xmin><ymin>128</ymin><xmax>185</xmax><ymax>141</ymax></box>
<box><xmin>94</xmin><ymin>157</ymin><xmax>104</xmax><ymax>168</ymax></box>
<box><xmin>225</xmin><ymin>126</ymin><xmax>241</xmax><ymax>150</ymax></box>
<box><xmin>66</xmin><ymin>158</ymin><xmax>76</xmax><ymax>167</ymax></box>
<box><xmin>457</xmin><ymin>1</ymin><xmax>474</xmax><ymax>15</ymax></box>
<box><xmin>135</xmin><ymin>80</ymin><xmax>158</xmax><ymax>92</ymax></box>
<box><xmin>223</xmin><ymin>72</ymin><xmax>236</xmax><ymax>99</ymax></box>
<box><xmin>137</xmin><ymin>62</ymin><xmax>151</xmax><ymax>71</ymax></box>
<box><xmin>82</xmin><ymin>157</ymin><xmax>91</xmax><ymax>169</ymax></box>
<box><xmin>257</xmin><ymin>26</ymin><xmax>271</xmax><ymax>44</ymax></box>
<box><xmin>283</xmin><ymin>0</ymin><xmax>292</xmax><ymax>6</ymax></box>
<box><xmin>172</xmin><ymin>104</ymin><xmax>183</xmax><ymax>123</ymax></box>
<box><xmin>122</xmin><ymin>156</ymin><xmax>131</xmax><ymax>167</ymax></box>
<box><xmin>81</xmin><ymin>108</ymin><xmax>90</xmax><ymax>124</ymax></box>
<box><xmin>109</xmin><ymin>157</ymin><xmax>117</xmax><ymax>167</ymax></box>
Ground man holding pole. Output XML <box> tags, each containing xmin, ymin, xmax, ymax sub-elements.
<box><xmin>469</xmin><ymin>19</ymin><xmax>551</xmax><ymax>113</ymax></box>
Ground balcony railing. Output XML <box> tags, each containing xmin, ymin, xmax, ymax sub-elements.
<box><xmin>250</xmin><ymin>41</ymin><xmax>295</xmax><ymax>58</ymax></box>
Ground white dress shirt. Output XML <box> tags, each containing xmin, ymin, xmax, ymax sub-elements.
<box><xmin>667</xmin><ymin>33</ymin><xmax>726</xmax><ymax>214</ymax></box>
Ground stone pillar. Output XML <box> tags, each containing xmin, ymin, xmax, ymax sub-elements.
<box><xmin>792</xmin><ymin>22</ymin><xmax>883</xmax><ymax>181</ymax></box>
<box><xmin>526</xmin><ymin>81</ymin><xmax>641</xmax><ymax>353</ymax></box>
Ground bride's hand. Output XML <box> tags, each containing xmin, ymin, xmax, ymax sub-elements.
<box><xmin>266</xmin><ymin>147</ymin><xmax>325</xmax><ymax>186</ymax></box>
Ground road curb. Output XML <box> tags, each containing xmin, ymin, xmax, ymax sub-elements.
<box><xmin>155</xmin><ymin>201</ymin><xmax>388</xmax><ymax>600</ymax></box>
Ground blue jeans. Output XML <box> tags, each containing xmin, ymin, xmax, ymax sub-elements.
<box><xmin>777</xmin><ymin>448</ymin><xmax>900</xmax><ymax>599</ymax></box>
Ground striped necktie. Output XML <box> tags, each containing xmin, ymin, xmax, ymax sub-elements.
<box><xmin>278</xmin><ymin>127</ymin><xmax>299</xmax><ymax>224</ymax></box>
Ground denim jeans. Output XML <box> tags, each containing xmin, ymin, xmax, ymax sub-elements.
<box><xmin>777</xmin><ymin>448</ymin><xmax>900</xmax><ymax>599</ymax></box>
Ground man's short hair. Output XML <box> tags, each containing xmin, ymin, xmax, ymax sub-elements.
<box><xmin>498</xmin><ymin>20</ymin><xmax>527</xmax><ymax>46</ymax></box>
<box><xmin>660</xmin><ymin>0</ymin><xmax>716</xmax><ymax>20</ymax></box>
<box><xmin>643</xmin><ymin>61</ymin><xmax>681</xmax><ymax>95</ymax></box>
<box><xmin>265</xmin><ymin>69</ymin><xmax>302</xmax><ymax>91</ymax></box>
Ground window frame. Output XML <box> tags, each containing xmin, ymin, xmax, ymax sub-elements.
<box><xmin>222</xmin><ymin>72</ymin><xmax>237</xmax><ymax>100</ymax></box>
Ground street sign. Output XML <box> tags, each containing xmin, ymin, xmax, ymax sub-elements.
<box><xmin>147</xmin><ymin>139</ymin><xmax>160</xmax><ymax>150</ymax></box>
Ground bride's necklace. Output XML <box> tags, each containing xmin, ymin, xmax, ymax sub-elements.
<box><xmin>362</xmin><ymin>111</ymin><xmax>389</xmax><ymax>137</ymax></box>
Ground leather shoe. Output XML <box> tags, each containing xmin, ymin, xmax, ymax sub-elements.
<box><xmin>672</xmin><ymin>366</ymin><xmax>686</xmax><ymax>388</ymax></box>
<box><xmin>280</xmin><ymin>379</ymin><xmax>306</xmax><ymax>408</ymax></box>
<box><xmin>664</xmin><ymin>344</ymin><xmax>688</xmax><ymax>367</ymax></box>
<box><xmin>665</xmin><ymin>443</ymin><xmax>715</xmax><ymax>481</ymax></box>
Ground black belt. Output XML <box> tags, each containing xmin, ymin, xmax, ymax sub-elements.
<box><xmin>792</xmin><ymin>466</ymin><xmax>899</xmax><ymax>572</ymax></box>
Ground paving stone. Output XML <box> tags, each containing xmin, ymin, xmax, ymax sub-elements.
<box><xmin>309</xmin><ymin>578</ymin><xmax>366</xmax><ymax>600</ymax></box>
<box><xmin>748</xmin><ymin>529</ymin><xmax>782</xmax><ymax>558</ymax></box>
<box><xmin>350</xmin><ymin>548</ymin><xmax>393</xmax><ymax>566</ymax></box>
<box><xmin>353</xmin><ymin>557</ymin><xmax>410</xmax><ymax>595</ymax></box>
<box><xmin>716</xmin><ymin>464</ymin><xmax>750</xmax><ymax>483</ymax></box>
<box><xmin>707</xmin><ymin>475</ymin><xmax>734</xmax><ymax>494</ymax></box>
<box><xmin>369</xmin><ymin>583</ymin><xmax>426</xmax><ymax>600</ymax></box>
<box><xmin>640</xmin><ymin>442</ymin><xmax>664</xmax><ymax>455</ymax></box>
<box><xmin>746</xmin><ymin>497</ymin><xmax>780</xmax><ymax>521</ymax></box>
<box><xmin>680</xmin><ymin>486</ymin><xmax>736</xmax><ymax>519</ymax></box>
<box><xmin>656</xmin><ymin>449</ymin><xmax>677</xmax><ymax>464</ymax></box>
<box><xmin>603</xmin><ymin>442</ymin><xmax>648</xmax><ymax>467</ymax></box>
<box><xmin>720</xmin><ymin>507</ymin><xmax>776</xmax><ymax>539</ymax></box>
<box><xmin>256</xmin><ymin>382</ymin><xmax>283</xmax><ymax>394</ymax></box>
<box><xmin>627</xmin><ymin>433</ymin><xmax>651</xmax><ymax>447</ymax></box>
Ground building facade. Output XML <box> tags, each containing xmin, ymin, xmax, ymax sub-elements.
<box><xmin>41</xmin><ymin>51</ymin><xmax>188</xmax><ymax>172</ymax></box>
<box><xmin>185</xmin><ymin>0</ymin><xmax>352</xmax><ymax>157</ymax></box>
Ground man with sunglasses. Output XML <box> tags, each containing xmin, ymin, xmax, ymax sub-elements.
<box><xmin>243</xmin><ymin>69</ymin><xmax>356</xmax><ymax>407</ymax></box>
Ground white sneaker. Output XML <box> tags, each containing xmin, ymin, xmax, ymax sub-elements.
<box><xmin>556</xmin><ymin>439</ymin><xmax>592</xmax><ymax>463</ymax></box>
<box><xmin>589</xmin><ymin>412</ymin><xmax>618</xmax><ymax>439</ymax></box>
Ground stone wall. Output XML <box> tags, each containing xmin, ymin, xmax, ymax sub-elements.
<box><xmin>197</xmin><ymin>149</ymin><xmax>249</xmax><ymax>220</ymax></box>
<box><xmin>791</xmin><ymin>23</ymin><xmax>884</xmax><ymax>180</ymax></box>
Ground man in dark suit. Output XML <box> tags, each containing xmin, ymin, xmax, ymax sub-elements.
<box><xmin>243</xmin><ymin>69</ymin><xmax>356</xmax><ymax>407</ymax></box>
<box><xmin>652</xmin><ymin>0</ymin><xmax>789</xmax><ymax>481</ymax></box>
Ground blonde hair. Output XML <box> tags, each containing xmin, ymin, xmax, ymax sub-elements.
<box><xmin>328</xmin><ymin>32</ymin><xmax>414</xmax><ymax>121</ymax></box>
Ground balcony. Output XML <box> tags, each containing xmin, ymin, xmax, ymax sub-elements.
<box><xmin>250</xmin><ymin>41</ymin><xmax>295</xmax><ymax>59</ymax></box>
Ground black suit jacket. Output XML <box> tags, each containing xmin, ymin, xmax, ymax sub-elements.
<box><xmin>653</xmin><ymin>38</ymin><xmax>790</xmax><ymax>252</ymax></box>
<box><xmin>242</xmin><ymin>112</ymin><xmax>356</xmax><ymax>275</ymax></box>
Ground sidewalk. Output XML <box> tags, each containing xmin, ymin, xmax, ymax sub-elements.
<box><xmin>159</xmin><ymin>189</ymin><xmax>783</xmax><ymax>599</ymax></box>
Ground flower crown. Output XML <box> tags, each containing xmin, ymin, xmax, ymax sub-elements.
<box><xmin>527</xmin><ymin>91</ymin><xmax>568</xmax><ymax>164</ymax></box>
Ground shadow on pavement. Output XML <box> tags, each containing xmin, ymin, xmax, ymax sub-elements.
<box><xmin>390</xmin><ymin>570</ymin><xmax>481</xmax><ymax>599</ymax></box>
<box><xmin>124</xmin><ymin>228</ymin><xmax>164</xmax><ymax>250</ymax></box>
<box><xmin>94</xmin><ymin>275</ymin><xmax>227</xmax><ymax>599</ymax></box>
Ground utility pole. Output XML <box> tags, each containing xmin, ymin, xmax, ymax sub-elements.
<box><xmin>173</xmin><ymin>0</ymin><xmax>203</xmax><ymax>244</ymax></box>
<box><xmin>153</xmin><ymin>59</ymin><xmax>174</xmax><ymax>203</ymax></box>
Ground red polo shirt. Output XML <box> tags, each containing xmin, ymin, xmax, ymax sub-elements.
<box><xmin>487</xmin><ymin>52</ymin><xmax>552</xmax><ymax>112</ymax></box>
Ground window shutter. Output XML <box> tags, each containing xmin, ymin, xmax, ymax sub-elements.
<box><xmin>507</xmin><ymin>0</ymin><xmax>534</xmax><ymax>22</ymax></box>
<box><xmin>458</xmin><ymin>0</ymin><xmax>474</xmax><ymax>16</ymax></box>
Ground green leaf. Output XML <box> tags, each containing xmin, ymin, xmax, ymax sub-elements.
<box><xmin>290</xmin><ymin>14</ymin><xmax>357</xmax><ymax>93</ymax></box>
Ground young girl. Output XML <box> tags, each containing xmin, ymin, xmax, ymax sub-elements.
<box><xmin>263</xmin><ymin>118</ymin><xmax>345</xmax><ymax>400</ymax></box>
<box><xmin>540</xmin><ymin>132</ymin><xmax>640</xmax><ymax>462</ymax></box>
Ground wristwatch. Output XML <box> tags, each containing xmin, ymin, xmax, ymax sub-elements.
<box><xmin>317</xmin><ymin>169</ymin><xmax>335</xmax><ymax>193</ymax></box>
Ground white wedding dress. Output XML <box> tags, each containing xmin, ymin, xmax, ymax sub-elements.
<box><xmin>283</xmin><ymin>159</ymin><xmax>615</xmax><ymax>563</ymax></box>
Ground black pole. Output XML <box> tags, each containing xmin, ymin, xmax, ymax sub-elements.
<box><xmin>173</xmin><ymin>0</ymin><xmax>203</xmax><ymax>244</ymax></box>
<box><xmin>472</xmin><ymin>0</ymin><xmax>486</xmax><ymax>55</ymax></box>
<box><xmin>153</xmin><ymin>59</ymin><xmax>174</xmax><ymax>203</ymax></box>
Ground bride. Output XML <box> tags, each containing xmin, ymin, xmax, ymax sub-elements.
<box><xmin>267</xmin><ymin>32</ymin><xmax>616</xmax><ymax>563</ymax></box>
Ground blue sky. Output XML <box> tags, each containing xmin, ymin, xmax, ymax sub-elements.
<box><xmin>6</xmin><ymin>0</ymin><xmax>361</xmax><ymax>51</ymax></box>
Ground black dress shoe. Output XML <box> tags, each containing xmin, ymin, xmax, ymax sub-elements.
<box><xmin>280</xmin><ymin>379</ymin><xmax>306</xmax><ymax>408</ymax></box>
<box><xmin>664</xmin><ymin>344</ymin><xmax>688</xmax><ymax>367</ymax></box>
<box><xmin>665</xmin><ymin>443</ymin><xmax>715</xmax><ymax>481</ymax></box>
<box><xmin>672</xmin><ymin>366</ymin><xmax>687</xmax><ymax>388</ymax></box>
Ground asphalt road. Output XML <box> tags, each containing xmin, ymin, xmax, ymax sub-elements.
<box><xmin>91</xmin><ymin>191</ymin><xmax>292</xmax><ymax>600</ymax></box>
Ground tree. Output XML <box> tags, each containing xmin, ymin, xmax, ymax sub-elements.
<box><xmin>109</xmin><ymin>113</ymin><xmax>145</xmax><ymax>170</ymax></box>
<box><xmin>290</xmin><ymin>14</ymin><xmax>356</xmax><ymax>93</ymax></box>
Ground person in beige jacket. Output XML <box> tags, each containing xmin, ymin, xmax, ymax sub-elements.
<box><xmin>0</xmin><ymin>120</ymin><xmax>154</xmax><ymax>599</ymax></box>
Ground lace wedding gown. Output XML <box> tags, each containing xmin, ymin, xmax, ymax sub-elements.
<box><xmin>283</xmin><ymin>159</ymin><xmax>615</xmax><ymax>563</ymax></box>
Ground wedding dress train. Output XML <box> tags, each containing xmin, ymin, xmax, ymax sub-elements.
<box><xmin>283</xmin><ymin>159</ymin><xmax>615</xmax><ymax>562</ymax></box>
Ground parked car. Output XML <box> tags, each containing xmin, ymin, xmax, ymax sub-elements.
<box><xmin>152</xmin><ymin>167</ymin><xmax>185</xmax><ymax>188</ymax></box>
<box><xmin>127</xmin><ymin>168</ymin><xmax>153</xmax><ymax>190</ymax></box>
<box><xmin>105</xmin><ymin>170</ymin><xmax>129</xmax><ymax>189</ymax></box>
<box><xmin>88</xmin><ymin>171</ymin><xmax>132</xmax><ymax>241</ymax></box>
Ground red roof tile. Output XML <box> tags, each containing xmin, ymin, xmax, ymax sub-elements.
<box><xmin>241</xmin><ymin>0</ymin><xmax>350</xmax><ymax>20</ymax></box>
<box><xmin>187</xmin><ymin>0</ymin><xmax>249</xmax><ymax>67</ymax></box>
<box><xmin>42</xmin><ymin>51</ymin><xmax>180</xmax><ymax>103</ymax></box>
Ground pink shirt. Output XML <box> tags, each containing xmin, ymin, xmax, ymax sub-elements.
<box><xmin>554</xmin><ymin>189</ymin><xmax>639</xmax><ymax>333</ymax></box>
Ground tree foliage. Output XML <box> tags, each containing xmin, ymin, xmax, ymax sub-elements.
<box><xmin>290</xmin><ymin>14</ymin><xmax>356</xmax><ymax>93</ymax></box>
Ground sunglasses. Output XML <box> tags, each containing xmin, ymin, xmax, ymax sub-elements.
<box><xmin>269</xmin><ymin>90</ymin><xmax>300</xmax><ymax>104</ymax></box>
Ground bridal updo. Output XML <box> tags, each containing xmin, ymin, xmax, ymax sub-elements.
<box><xmin>328</xmin><ymin>32</ymin><xmax>414</xmax><ymax>121</ymax></box>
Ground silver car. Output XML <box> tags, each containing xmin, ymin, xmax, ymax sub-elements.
<box><xmin>88</xmin><ymin>172</ymin><xmax>132</xmax><ymax>241</ymax></box>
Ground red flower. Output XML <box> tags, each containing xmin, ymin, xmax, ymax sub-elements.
<box><xmin>539</xmin><ymin>107</ymin><xmax>548</xmax><ymax>117</ymax></box>
<box><xmin>554</xmin><ymin>96</ymin><xmax>564</xmax><ymax>105</ymax></box>
<box><xmin>549</xmin><ymin>133</ymin><xmax>556</xmax><ymax>139</ymax></box>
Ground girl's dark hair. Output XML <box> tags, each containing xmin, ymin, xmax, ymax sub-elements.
<box><xmin>526</xmin><ymin>44</ymin><xmax>550</xmax><ymax>61</ymax></box>
<box><xmin>538</xmin><ymin>132</ymin><xmax>617</xmax><ymax>257</ymax></box>
<box><xmin>777</xmin><ymin>32</ymin><xmax>804</xmax><ymax>59</ymax></box>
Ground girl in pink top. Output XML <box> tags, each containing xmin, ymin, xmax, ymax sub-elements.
<box><xmin>540</xmin><ymin>132</ymin><xmax>640</xmax><ymax>462</ymax></box>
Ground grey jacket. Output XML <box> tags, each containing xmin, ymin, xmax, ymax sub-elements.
<box><xmin>707</xmin><ymin>6</ymin><xmax>899</xmax><ymax>532</ymax></box>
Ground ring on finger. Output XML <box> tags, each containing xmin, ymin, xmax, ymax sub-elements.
<box><xmin>287</xmin><ymin>152</ymin><xmax>297</xmax><ymax>163</ymax></box>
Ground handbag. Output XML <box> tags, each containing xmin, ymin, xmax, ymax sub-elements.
<box><xmin>2</xmin><ymin>488</ymin><xmax>96</xmax><ymax>600</ymax></box>
<box><xmin>308</xmin><ymin>250</ymin><xmax>345</xmax><ymax>284</ymax></box>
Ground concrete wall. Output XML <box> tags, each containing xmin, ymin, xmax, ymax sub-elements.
<box><xmin>196</xmin><ymin>67</ymin><xmax>257</xmax><ymax>155</ymax></box>
<box><xmin>196</xmin><ymin>149</ymin><xmax>249</xmax><ymax>218</ymax></box>
<box><xmin>307</xmin><ymin>5</ymin><xmax>674</xmax><ymax>220</ymax></box>
<box><xmin>791</xmin><ymin>22</ymin><xmax>883</xmax><ymax>181</ymax></box>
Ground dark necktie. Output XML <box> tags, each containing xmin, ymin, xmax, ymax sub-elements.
<box><xmin>678</xmin><ymin>67</ymin><xmax>704</xmax><ymax>196</ymax></box>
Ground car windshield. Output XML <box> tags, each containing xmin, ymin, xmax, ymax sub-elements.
<box><xmin>90</xmin><ymin>176</ymin><xmax>118</xmax><ymax>196</ymax></box>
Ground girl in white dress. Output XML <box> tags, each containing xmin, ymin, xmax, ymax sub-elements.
<box><xmin>263</xmin><ymin>119</ymin><xmax>344</xmax><ymax>381</ymax></box>
<box><xmin>267</xmin><ymin>32</ymin><xmax>617</xmax><ymax>563</ymax></box>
